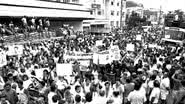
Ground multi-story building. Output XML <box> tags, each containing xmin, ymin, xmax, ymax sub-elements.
<box><xmin>0</xmin><ymin>0</ymin><xmax>92</xmax><ymax>31</ymax></box>
<box><xmin>126</xmin><ymin>6</ymin><xmax>144</xmax><ymax>18</ymax></box>
<box><xmin>82</xmin><ymin>0</ymin><xmax>126</xmax><ymax>34</ymax></box>
<box><xmin>143</xmin><ymin>8</ymin><xmax>161</xmax><ymax>25</ymax></box>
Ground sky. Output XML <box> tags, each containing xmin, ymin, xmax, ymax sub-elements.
<box><xmin>132</xmin><ymin>0</ymin><xmax>185</xmax><ymax>12</ymax></box>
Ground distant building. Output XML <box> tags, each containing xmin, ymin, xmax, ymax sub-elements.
<box><xmin>82</xmin><ymin>0</ymin><xmax>126</xmax><ymax>34</ymax></box>
<box><xmin>143</xmin><ymin>8</ymin><xmax>161</xmax><ymax>25</ymax></box>
<box><xmin>0</xmin><ymin>0</ymin><xmax>92</xmax><ymax>31</ymax></box>
<box><xmin>126</xmin><ymin>6</ymin><xmax>144</xmax><ymax>18</ymax></box>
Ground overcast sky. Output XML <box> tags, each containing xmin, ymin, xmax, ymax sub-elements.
<box><xmin>132</xmin><ymin>0</ymin><xmax>185</xmax><ymax>12</ymax></box>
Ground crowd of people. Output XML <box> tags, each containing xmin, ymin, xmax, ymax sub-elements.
<box><xmin>0</xmin><ymin>24</ymin><xmax>184</xmax><ymax>104</ymax></box>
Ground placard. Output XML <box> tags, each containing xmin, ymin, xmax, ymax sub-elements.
<box><xmin>96</xmin><ymin>40</ymin><xmax>103</xmax><ymax>46</ymax></box>
<box><xmin>35</xmin><ymin>68</ymin><xmax>49</xmax><ymax>80</ymax></box>
<box><xmin>136</xmin><ymin>35</ymin><xmax>142</xmax><ymax>40</ymax></box>
<box><xmin>0</xmin><ymin>51</ymin><xmax>7</xmax><ymax>67</ymax></box>
<box><xmin>110</xmin><ymin>45</ymin><xmax>121</xmax><ymax>61</ymax></box>
<box><xmin>7</xmin><ymin>45</ymin><xmax>23</xmax><ymax>56</ymax></box>
<box><xmin>98</xmin><ymin>52</ymin><xmax>111</xmax><ymax>65</ymax></box>
<box><xmin>56</xmin><ymin>64</ymin><xmax>73</xmax><ymax>76</ymax></box>
<box><xmin>93</xmin><ymin>53</ymin><xmax>99</xmax><ymax>64</ymax></box>
<box><xmin>126</xmin><ymin>44</ymin><xmax>135</xmax><ymax>52</ymax></box>
<box><xmin>165</xmin><ymin>35</ymin><xmax>170</xmax><ymax>39</ymax></box>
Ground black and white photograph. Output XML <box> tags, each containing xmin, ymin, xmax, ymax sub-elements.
<box><xmin>0</xmin><ymin>0</ymin><xmax>185</xmax><ymax>104</ymax></box>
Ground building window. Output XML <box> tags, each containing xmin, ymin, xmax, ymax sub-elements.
<box><xmin>117</xmin><ymin>11</ymin><xmax>119</xmax><ymax>16</ymax></box>
<box><xmin>98</xmin><ymin>11</ymin><xmax>101</xmax><ymax>15</ymax></box>
<box><xmin>72</xmin><ymin>0</ymin><xmax>79</xmax><ymax>3</ymax></box>
<box><xmin>111</xmin><ymin>11</ymin><xmax>114</xmax><ymax>16</ymax></box>
<box><xmin>111</xmin><ymin>1</ymin><xmax>114</xmax><ymax>5</ymax></box>
<box><xmin>111</xmin><ymin>21</ymin><xmax>114</xmax><ymax>26</ymax></box>
<box><xmin>90</xmin><ymin>11</ymin><xmax>93</xmax><ymax>15</ymax></box>
<box><xmin>116</xmin><ymin>21</ymin><xmax>119</xmax><ymax>27</ymax></box>
<box><xmin>117</xmin><ymin>2</ymin><xmax>119</xmax><ymax>6</ymax></box>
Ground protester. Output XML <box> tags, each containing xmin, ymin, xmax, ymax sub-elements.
<box><xmin>0</xmin><ymin>21</ymin><xmax>184</xmax><ymax>104</ymax></box>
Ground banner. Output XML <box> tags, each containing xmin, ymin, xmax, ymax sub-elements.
<box><xmin>56</xmin><ymin>64</ymin><xmax>73</xmax><ymax>76</ymax></box>
<box><xmin>126</xmin><ymin>44</ymin><xmax>135</xmax><ymax>52</ymax></box>
<box><xmin>7</xmin><ymin>45</ymin><xmax>23</xmax><ymax>56</ymax></box>
<box><xmin>64</xmin><ymin>53</ymin><xmax>93</xmax><ymax>61</ymax></box>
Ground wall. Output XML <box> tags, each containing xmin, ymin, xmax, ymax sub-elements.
<box><xmin>51</xmin><ymin>20</ymin><xmax>83</xmax><ymax>31</ymax></box>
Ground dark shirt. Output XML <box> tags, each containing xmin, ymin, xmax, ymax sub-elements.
<box><xmin>2</xmin><ymin>89</ymin><xmax>18</xmax><ymax>104</ymax></box>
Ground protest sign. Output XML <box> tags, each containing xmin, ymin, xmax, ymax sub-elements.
<box><xmin>96</xmin><ymin>40</ymin><xmax>104</xmax><ymax>46</ymax></box>
<box><xmin>64</xmin><ymin>53</ymin><xmax>93</xmax><ymax>61</ymax></box>
<box><xmin>126</xmin><ymin>44</ymin><xmax>135</xmax><ymax>52</ymax></box>
<box><xmin>0</xmin><ymin>51</ymin><xmax>7</xmax><ymax>67</ymax></box>
<box><xmin>35</xmin><ymin>68</ymin><xmax>49</xmax><ymax>80</ymax></box>
<box><xmin>109</xmin><ymin>45</ymin><xmax>121</xmax><ymax>61</ymax></box>
<box><xmin>97</xmin><ymin>51</ymin><xmax>111</xmax><ymax>65</ymax></box>
<box><xmin>165</xmin><ymin>35</ymin><xmax>170</xmax><ymax>39</ymax></box>
<box><xmin>7</xmin><ymin>45</ymin><xmax>23</xmax><ymax>56</ymax></box>
<box><xmin>136</xmin><ymin>35</ymin><xmax>142</xmax><ymax>40</ymax></box>
<box><xmin>93</xmin><ymin>53</ymin><xmax>99</xmax><ymax>64</ymax></box>
<box><xmin>56</xmin><ymin>64</ymin><xmax>73</xmax><ymax>76</ymax></box>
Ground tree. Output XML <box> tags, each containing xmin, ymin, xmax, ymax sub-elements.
<box><xmin>126</xmin><ymin>11</ymin><xmax>147</xmax><ymax>29</ymax></box>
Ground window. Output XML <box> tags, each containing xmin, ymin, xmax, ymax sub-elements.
<box><xmin>111</xmin><ymin>11</ymin><xmax>114</xmax><ymax>16</ymax></box>
<box><xmin>98</xmin><ymin>11</ymin><xmax>101</xmax><ymax>15</ymax></box>
<box><xmin>111</xmin><ymin>1</ymin><xmax>114</xmax><ymax>5</ymax></box>
<box><xmin>72</xmin><ymin>0</ymin><xmax>79</xmax><ymax>3</ymax></box>
<box><xmin>111</xmin><ymin>21</ymin><xmax>114</xmax><ymax>26</ymax></box>
<box><xmin>116</xmin><ymin>21</ymin><xmax>119</xmax><ymax>27</ymax></box>
<box><xmin>117</xmin><ymin>11</ymin><xmax>119</xmax><ymax>16</ymax></box>
<box><xmin>90</xmin><ymin>11</ymin><xmax>93</xmax><ymax>15</ymax></box>
<box><xmin>117</xmin><ymin>2</ymin><xmax>119</xmax><ymax>6</ymax></box>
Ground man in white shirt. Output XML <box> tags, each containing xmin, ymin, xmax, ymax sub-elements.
<box><xmin>127</xmin><ymin>81</ymin><xmax>146</xmax><ymax>104</ymax></box>
<box><xmin>150</xmin><ymin>80</ymin><xmax>160</xmax><ymax>104</ymax></box>
<box><xmin>160</xmin><ymin>72</ymin><xmax>170</xmax><ymax>104</ymax></box>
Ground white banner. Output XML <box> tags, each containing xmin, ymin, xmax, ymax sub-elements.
<box><xmin>56</xmin><ymin>64</ymin><xmax>73</xmax><ymax>76</ymax></box>
<box><xmin>64</xmin><ymin>53</ymin><xmax>93</xmax><ymax>61</ymax></box>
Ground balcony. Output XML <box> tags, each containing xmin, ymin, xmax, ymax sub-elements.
<box><xmin>0</xmin><ymin>0</ymin><xmax>92</xmax><ymax>19</ymax></box>
<box><xmin>90</xmin><ymin>27</ymin><xmax>111</xmax><ymax>33</ymax></box>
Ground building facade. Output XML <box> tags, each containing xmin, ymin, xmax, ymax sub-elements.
<box><xmin>0</xmin><ymin>0</ymin><xmax>92</xmax><ymax>31</ymax></box>
<box><xmin>82</xmin><ymin>0</ymin><xmax>126</xmax><ymax>34</ymax></box>
<box><xmin>126</xmin><ymin>6</ymin><xmax>144</xmax><ymax>18</ymax></box>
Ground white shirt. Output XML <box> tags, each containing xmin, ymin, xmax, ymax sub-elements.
<box><xmin>160</xmin><ymin>77</ymin><xmax>170</xmax><ymax>100</ymax></box>
<box><xmin>48</xmin><ymin>92</ymin><xmax>56</xmax><ymax>104</ymax></box>
<box><xmin>93</xmin><ymin>96</ymin><xmax>107</xmax><ymax>104</ymax></box>
<box><xmin>127</xmin><ymin>90</ymin><xmax>146</xmax><ymax>104</ymax></box>
<box><xmin>112</xmin><ymin>96</ymin><xmax>122</xmax><ymax>104</ymax></box>
<box><xmin>149</xmin><ymin>87</ymin><xmax>160</xmax><ymax>104</ymax></box>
